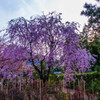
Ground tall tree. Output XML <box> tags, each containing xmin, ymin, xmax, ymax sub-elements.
<box><xmin>88</xmin><ymin>38</ymin><xmax>100</xmax><ymax>71</ymax></box>
<box><xmin>0</xmin><ymin>12</ymin><xmax>95</xmax><ymax>85</ymax></box>
<box><xmin>81</xmin><ymin>0</ymin><xmax>100</xmax><ymax>40</ymax></box>
<box><xmin>81</xmin><ymin>0</ymin><xmax>100</xmax><ymax>71</ymax></box>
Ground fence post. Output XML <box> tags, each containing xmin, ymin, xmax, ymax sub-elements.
<box><xmin>32</xmin><ymin>79</ymin><xmax>33</xmax><ymax>89</ymax></box>
<box><xmin>1</xmin><ymin>79</ymin><xmax>3</xmax><ymax>91</ymax></box>
<box><xmin>84</xmin><ymin>80</ymin><xmax>86</xmax><ymax>100</ymax></box>
<box><xmin>69</xmin><ymin>81</ymin><xmax>71</xmax><ymax>99</ymax></box>
<box><xmin>37</xmin><ymin>80</ymin><xmax>38</xmax><ymax>89</ymax></box>
<box><xmin>62</xmin><ymin>80</ymin><xmax>64</xmax><ymax>91</ymax></box>
<box><xmin>78</xmin><ymin>79</ymin><xmax>80</xmax><ymax>86</ymax></box>
<box><xmin>73</xmin><ymin>81</ymin><xmax>75</xmax><ymax>90</ymax></box>
<box><xmin>40</xmin><ymin>80</ymin><xmax>41</xmax><ymax>100</ymax></box>
<box><xmin>20</xmin><ymin>79</ymin><xmax>21</xmax><ymax>91</ymax></box>
<box><xmin>6</xmin><ymin>81</ymin><xmax>8</xmax><ymax>94</ymax></box>
<box><xmin>92</xmin><ymin>79</ymin><xmax>94</xmax><ymax>94</ymax></box>
<box><xmin>40</xmin><ymin>80</ymin><xmax>43</xmax><ymax>100</ymax></box>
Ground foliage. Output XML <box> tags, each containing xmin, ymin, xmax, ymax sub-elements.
<box><xmin>81</xmin><ymin>0</ymin><xmax>100</xmax><ymax>37</ymax></box>
<box><xmin>50</xmin><ymin>72</ymin><xmax>100</xmax><ymax>94</ymax></box>
<box><xmin>81</xmin><ymin>0</ymin><xmax>100</xmax><ymax>71</ymax></box>
<box><xmin>0</xmin><ymin>12</ymin><xmax>95</xmax><ymax>84</ymax></box>
<box><xmin>55</xmin><ymin>92</ymin><xmax>69</xmax><ymax>100</ymax></box>
<box><xmin>88</xmin><ymin>38</ymin><xmax>100</xmax><ymax>71</ymax></box>
<box><xmin>80</xmin><ymin>0</ymin><xmax>100</xmax><ymax>45</ymax></box>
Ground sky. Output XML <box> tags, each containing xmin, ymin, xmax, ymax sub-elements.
<box><xmin>0</xmin><ymin>0</ymin><xmax>97</xmax><ymax>33</ymax></box>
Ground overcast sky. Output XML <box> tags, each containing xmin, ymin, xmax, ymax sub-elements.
<box><xmin>0</xmin><ymin>0</ymin><xmax>97</xmax><ymax>32</ymax></box>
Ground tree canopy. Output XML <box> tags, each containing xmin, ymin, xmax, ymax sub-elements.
<box><xmin>81</xmin><ymin>0</ymin><xmax>100</xmax><ymax>39</ymax></box>
<box><xmin>0</xmin><ymin>12</ymin><xmax>95</xmax><ymax>84</ymax></box>
<box><xmin>81</xmin><ymin>0</ymin><xmax>100</xmax><ymax>71</ymax></box>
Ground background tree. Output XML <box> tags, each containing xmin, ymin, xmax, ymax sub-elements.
<box><xmin>81</xmin><ymin>0</ymin><xmax>100</xmax><ymax>40</ymax></box>
<box><xmin>81</xmin><ymin>0</ymin><xmax>100</xmax><ymax>71</ymax></box>
<box><xmin>88</xmin><ymin>38</ymin><xmax>100</xmax><ymax>71</ymax></box>
<box><xmin>80</xmin><ymin>25</ymin><xmax>89</xmax><ymax>49</ymax></box>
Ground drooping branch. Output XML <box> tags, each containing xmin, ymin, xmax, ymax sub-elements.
<box><xmin>0</xmin><ymin>12</ymin><xmax>95</xmax><ymax>84</ymax></box>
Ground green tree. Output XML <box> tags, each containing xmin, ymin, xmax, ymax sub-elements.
<box><xmin>81</xmin><ymin>0</ymin><xmax>100</xmax><ymax>71</ymax></box>
<box><xmin>88</xmin><ymin>38</ymin><xmax>100</xmax><ymax>71</ymax></box>
<box><xmin>81</xmin><ymin>0</ymin><xmax>100</xmax><ymax>39</ymax></box>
